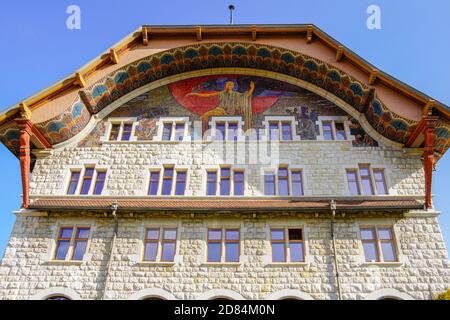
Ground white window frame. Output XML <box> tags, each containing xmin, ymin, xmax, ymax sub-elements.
<box><xmin>203</xmin><ymin>165</ymin><xmax>247</xmax><ymax>196</ymax></box>
<box><xmin>261</xmin><ymin>165</ymin><xmax>306</xmax><ymax>196</ymax></box>
<box><xmin>145</xmin><ymin>165</ymin><xmax>191</xmax><ymax>196</ymax></box>
<box><xmin>316</xmin><ymin>116</ymin><xmax>354</xmax><ymax>141</ymax></box>
<box><xmin>345</xmin><ymin>164</ymin><xmax>390</xmax><ymax>196</ymax></box>
<box><xmin>264</xmin><ymin>222</ymin><xmax>309</xmax><ymax>265</ymax></box>
<box><xmin>207</xmin><ymin>116</ymin><xmax>245</xmax><ymax>142</ymax></box>
<box><xmin>262</xmin><ymin>116</ymin><xmax>301</xmax><ymax>141</ymax></box>
<box><xmin>64</xmin><ymin>165</ymin><xmax>109</xmax><ymax>196</ymax></box>
<box><xmin>154</xmin><ymin>117</ymin><xmax>191</xmax><ymax>142</ymax></box>
<box><xmin>102</xmin><ymin>117</ymin><xmax>138</xmax><ymax>142</ymax></box>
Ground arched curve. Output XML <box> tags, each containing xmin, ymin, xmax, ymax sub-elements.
<box><xmin>364</xmin><ymin>288</ymin><xmax>414</xmax><ymax>300</ymax></box>
<box><xmin>55</xmin><ymin>68</ymin><xmax>400</xmax><ymax>149</ymax></box>
<box><xmin>265</xmin><ymin>289</ymin><xmax>314</xmax><ymax>300</ymax></box>
<box><xmin>197</xmin><ymin>289</ymin><xmax>245</xmax><ymax>300</ymax></box>
<box><xmin>36</xmin><ymin>42</ymin><xmax>417</xmax><ymax>149</ymax></box>
<box><xmin>128</xmin><ymin>288</ymin><xmax>177</xmax><ymax>300</ymax></box>
<box><xmin>30</xmin><ymin>287</ymin><xmax>82</xmax><ymax>300</ymax></box>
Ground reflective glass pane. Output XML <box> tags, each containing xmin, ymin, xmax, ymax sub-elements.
<box><xmin>381</xmin><ymin>242</ymin><xmax>397</xmax><ymax>262</ymax></box>
<box><xmin>216</xmin><ymin>123</ymin><xmax>225</xmax><ymax>141</ymax></box>
<box><xmin>269</xmin><ymin>122</ymin><xmax>279</xmax><ymax>140</ymax></box>
<box><xmin>234</xmin><ymin>172</ymin><xmax>244</xmax><ymax>196</ymax></box>
<box><xmin>163</xmin><ymin>229</ymin><xmax>177</xmax><ymax>240</ymax></box>
<box><xmin>290</xmin><ymin>242</ymin><xmax>304</xmax><ymax>262</ymax></box>
<box><xmin>162</xmin><ymin>123</ymin><xmax>172</xmax><ymax>141</ymax></box>
<box><xmin>347</xmin><ymin>171</ymin><xmax>360</xmax><ymax>195</ymax></box>
<box><xmin>291</xmin><ymin>171</ymin><xmax>303</xmax><ymax>196</ymax></box>
<box><xmin>161</xmin><ymin>242</ymin><xmax>175</xmax><ymax>261</ymax></box>
<box><xmin>361</xmin><ymin>177</ymin><xmax>374</xmax><ymax>195</ymax></box>
<box><xmin>228</xmin><ymin>123</ymin><xmax>238</xmax><ymax>141</ymax></box>
<box><xmin>360</xmin><ymin>228</ymin><xmax>375</xmax><ymax>240</ymax></box>
<box><xmin>225</xmin><ymin>243</ymin><xmax>239</xmax><ymax>262</ymax></box>
<box><xmin>278</xmin><ymin>179</ymin><xmax>289</xmax><ymax>196</ymax></box>
<box><xmin>288</xmin><ymin>229</ymin><xmax>302</xmax><ymax>240</ymax></box>
<box><xmin>148</xmin><ymin>172</ymin><xmax>160</xmax><ymax>195</ymax></box>
<box><xmin>72</xmin><ymin>240</ymin><xmax>87</xmax><ymax>260</ymax></box>
<box><xmin>226</xmin><ymin>230</ymin><xmax>239</xmax><ymax>240</ymax></box>
<box><xmin>109</xmin><ymin>124</ymin><xmax>120</xmax><ymax>141</ymax></box>
<box><xmin>175</xmin><ymin>172</ymin><xmax>186</xmax><ymax>196</ymax></box>
<box><xmin>67</xmin><ymin>172</ymin><xmax>80</xmax><ymax>195</ymax></box>
<box><xmin>281</xmin><ymin>122</ymin><xmax>292</xmax><ymax>141</ymax></box>
<box><xmin>76</xmin><ymin>228</ymin><xmax>90</xmax><ymax>239</ymax></box>
<box><xmin>60</xmin><ymin>228</ymin><xmax>73</xmax><ymax>238</ymax></box>
<box><xmin>162</xmin><ymin>168</ymin><xmax>174</xmax><ymax>195</ymax></box>
<box><xmin>378</xmin><ymin>228</ymin><xmax>392</xmax><ymax>240</ymax></box>
<box><xmin>207</xmin><ymin>243</ymin><xmax>221</xmax><ymax>262</ymax></box>
<box><xmin>93</xmin><ymin>172</ymin><xmax>106</xmax><ymax>195</ymax></box>
<box><xmin>208</xmin><ymin>230</ymin><xmax>222</xmax><ymax>240</ymax></box>
<box><xmin>335</xmin><ymin>123</ymin><xmax>346</xmax><ymax>140</ymax></box>
<box><xmin>144</xmin><ymin>242</ymin><xmax>158</xmax><ymax>261</ymax></box>
<box><xmin>207</xmin><ymin>172</ymin><xmax>217</xmax><ymax>196</ymax></box>
<box><xmin>323</xmin><ymin>122</ymin><xmax>333</xmax><ymax>140</ymax></box>
<box><xmin>220</xmin><ymin>179</ymin><xmax>230</xmax><ymax>196</ymax></box>
<box><xmin>271</xmin><ymin>229</ymin><xmax>284</xmax><ymax>240</ymax></box>
<box><xmin>264</xmin><ymin>173</ymin><xmax>275</xmax><ymax>196</ymax></box>
<box><xmin>174</xmin><ymin>123</ymin><xmax>185</xmax><ymax>141</ymax></box>
<box><xmin>271</xmin><ymin>243</ymin><xmax>286</xmax><ymax>262</ymax></box>
<box><xmin>121</xmin><ymin>123</ymin><xmax>132</xmax><ymax>141</ymax></box>
<box><xmin>146</xmin><ymin>229</ymin><xmax>159</xmax><ymax>240</ymax></box>
<box><xmin>362</xmin><ymin>242</ymin><xmax>378</xmax><ymax>262</ymax></box>
<box><xmin>55</xmin><ymin>240</ymin><xmax>70</xmax><ymax>260</ymax></box>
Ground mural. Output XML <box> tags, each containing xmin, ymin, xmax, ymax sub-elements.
<box><xmin>78</xmin><ymin>75</ymin><xmax>378</xmax><ymax>147</ymax></box>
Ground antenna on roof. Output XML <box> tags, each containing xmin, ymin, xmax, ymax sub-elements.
<box><xmin>228</xmin><ymin>4</ymin><xmax>235</xmax><ymax>24</ymax></box>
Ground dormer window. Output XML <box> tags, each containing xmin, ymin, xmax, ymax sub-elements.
<box><xmin>317</xmin><ymin>116</ymin><xmax>353</xmax><ymax>141</ymax></box>
<box><xmin>263</xmin><ymin>116</ymin><xmax>300</xmax><ymax>141</ymax></box>
<box><xmin>156</xmin><ymin>117</ymin><xmax>190</xmax><ymax>142</ymax></box>
<box><xmin>106</xmin><ymin>118</ymin><xmax>136</xmax><ymax>142</ymax></box>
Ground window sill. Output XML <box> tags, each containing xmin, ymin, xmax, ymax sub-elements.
<box><xmin>136</xmin><ymin>261</ymin><xmax>176</xmax><ymax>267</ymax></box>
<box><xmin>360</xmin><ymin>261</ymin><xmax>404</xmax><ymax>267</ymax></box>
<box><xmin>265</xmin><ymin>262</ymin><xmax>308</xmax><ymax>267</ymax></box>
<box><xmin>201</xmin><ymin>262</ymin><xmax>242</xmax><ymax>267</ymax></box>
<box><xmin>43</xmin><ymin>260</ymin><xmax>85</xmax><ymax>266</ymax></box>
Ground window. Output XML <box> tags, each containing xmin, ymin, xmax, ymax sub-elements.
<box><xmin>216</xmin><ymin>122</ymin><xmax>226</xmax><ymax>141</ymax></box>
<box><xmin>270</xmin><ymin>228</ymin><xmax>305</xmax><ymax>263</ymax></box>
<box><xmin>264</xmin><ymin>167</ymin><xmax>304</xmax><ymax>196</ymax></box>
<box><xmin>346</xmin><ymin>165</ymin><xmax>388</xmax><ymax>195</ymax></box>
<box><xmin>268</xmin><ymin>121</ymin><xmax>293</xmax><ymax>141</ymax></box>
<box><xmin>318</xmin><ymin>117</ymin><xmax>350</xmax><ymax>141</ymax></box>
<box><xmin>67</xmin><ymin>167</ymin><xmax>107</xmax><ymax>195</ymax></box>
<box><xmin>54</xmin><ymin>227</ymin><xmax>90</xmax><ymax>261</ymax></box>
<box><xmin>143</xmin><ymin>227</ymin><xmax>177</xmax><ymax>262</ymax></box>
<box><xmin>148</xmin><ymin>167</ymin><xmax>187</xmax><ymax>196</ymax></box>
<box><xmin>207</xmin><ymin>228</ymin><xmax>240</xmax><ymax>263</ymax></box>
<box><xmin>108</xmin><ymin>121</ymin><xmax>135</xmax><ymax>141</ymax></box>
<box><xmin>228</xmin><ymin>122</ymin><xmax>238</xmax><ymax>142</ymax></box>
<box><xmin>360</xmin><ymin>227</ymin><xmax>398</xmax><ymax>262</ymax></box>
<box><xmin>207</xmin><ymin>167</ymin><xmax>245</xmax><ymax>196</ymax></box>
<box><xmin>158</xmin><ymin>118</ymin><xmax>189</xmax><ymax>141</ymax></box>
<box><xmin>209</xmin><ymin>117</ymin><xmax>243</xmax><ymax>141</ymax></box>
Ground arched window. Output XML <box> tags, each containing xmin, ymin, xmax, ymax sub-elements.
<box><xmin>31</xmin><ymin>287</ymin><xmax>81</xmax><ymax>300</ymax></box>
<box><xmin>364</xmin><ymin>289</ymin><xmax>414</xmax><ymax>300</ymax></box>
<box><xmin>265</xmin><ymin>289</ymin><xmax>314</xmax><ymax>300</ymax></box>
<box><xmin>46</xmin><ymin>296</ymin><xmax>71</xmax><ymax>300</ymax></box>
<box><xmin>197</xmin><ymin>289</ymin><xmax>245</xmax><ymax>300</ymax></box>
<box><xmin>128</xmin><ymin>288</ymin><xmax>176</xmax><ymax>300</ymax></box>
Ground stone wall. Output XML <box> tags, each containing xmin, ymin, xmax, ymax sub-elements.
<box><xmin>29</xmin><ymin>141</ymin><xmax>424</xmax><ymax>197</ymax></box>
<box><xmin>1</xmin><ymin>212</ymin><xmax>448</xmax><ymax>300</ymax></box>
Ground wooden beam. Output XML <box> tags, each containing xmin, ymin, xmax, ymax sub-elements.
<box><xmin>142</xmin><ymin>27</ymin><xmax>149</xmax><ymax>46</ymax></box>
<box><xmin>336</xmin><ymin>45</ymin><xmax>344</xmax><ymax>61</ymax></box>
<box><xmin>251</xmin><ymin>25</ymin><xmax>257</xmax><ymax>41</ymax></box>
<box><xmin>368</xmin><ymin>69</ymin><xmax>378</xmax><ymax>85</ymax></box>
<box><xmin>196</xmin><ymin>26</ymin><xmax>202</xmax><ymax>41</ymax></box>
<box><xmin>306</xmin><ymin>26</ymin><xmax>313</xmax><ymax>44</ymax></box>
<box><xmin>109</xmin><ymin>49</ymin><xmax>119</xmax><ymax>64</ymax></box>
<box><xmin>15</xmin><ymin>119</ymin><xmax>32</xmax><ymax>208</ymax></box>
<box><xmin>74</xmin><ymin>72</ymin><xmax>86</xmax><ymax>88</ymax></box>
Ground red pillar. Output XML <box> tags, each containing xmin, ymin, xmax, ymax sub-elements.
<box><xmin>16</xmin><ymin>120</ymin><xmax>32</xmax><ymax>209</ymax></box>
<box><xmin>423</xmin><ymin>122</ymin><xmax>436</xmax><ymax>209</ymax></box>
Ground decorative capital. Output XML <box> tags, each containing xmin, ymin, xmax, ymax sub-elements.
<box><xmin>19</xmin><ymin>103</ymin><xmax>32</xmax><ymax>120</ymax></box>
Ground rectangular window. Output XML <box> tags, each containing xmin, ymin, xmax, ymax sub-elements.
<box><xmin>67</xmin><ymin>171</ymin><xmax>80</xmax><ymax>195</ymax></box>
<box><xmin>360</xmin><ymin>227</ymin><xmax>379</xmax><ymax>262</ymax></box>
<box><xmin>228</xmin><ymin>122</ymin><xmax>238</xmax><ymax>141</ymax></box>
<box><xmin>54</xmin><ymin>227</ymin><xmax>90</xmax><ymax>261</ymax></box>
<box><xmin>109</xmin><ymin>124</ymin><xmax>121</xmax><ymax>141</ymax></box>
<box><xmin>278</xmin><ymin>167</ymin><xmax>289</xmax><ymax>196</ymax></box>
<box><xmin>346</xmin><ymin>170</ymin><xmax>360</xmax><ymax>195</ymax></box>
<box><xmin>233</xmin><ymin>171</ymin><xmax>244</xmax><ymax>196</ymax></box>
<box><xmin>216</xmin><ymin>122</ymin><xmax>226</xmax><ymax>141</ymax></box>
<box><xmin>80</xmin><ymin>168</ymin><xmax>94</xmax><ymax>195</ymax></box>
<box><xmin>269</xmin><ymin>122</ymin><xmax>279</xmax><ymax>141</ymax></box>
<box><xmin>161</xmin><ymin>228</ymin><xmax>177</xmax><ymax>262</ymax></box>
<box><xmin>373</xmin><ymin>169</ymin><xmax>388</xmax><ymax>195</ymax></box>
<box><xmin>335</xmin><ymin>122</ymin><xmax>346</xmax><ymax>140</ymax></box>
<box><xmin>264</xmin><ymin>173</ymin><xmax>276</xmax><ymax>196</ymax></box>
<box><xmin>93</xmin><ymin>171</ymin><xmax>106</xmax><ymax>195</ymax></box>
<box><xmin>161</xmin><ymin>167</ymin><xmax>174</xmax><ymax>196</ymax></box>
<box><xmin>175</xmin><ymin>171</ymin><xmax>186</xmax><ymax>196</ymax></box>
<box><xmin>143</xmin><ymin>228</ymin><xmax>159</xmax><ymax>261</ymax></box>
<box><xmin>291</xmin><ymin>170</ymin><xmax>303</xmax><ymax>196</ymax></box>
<box><xmin>323</xmin><ymin>121</ymin><xmax>333</xmax><ymax>140</ymax></box>
<box><xmin>288</xmin><ymin>229</ymin><xmax>304</xmax><ymax>262</ymax></box>
<box><xmin>271</xmin><ymin>229</ymin><xmax>286</xmax><ymax>262</ymax></box>
<box><xmin>148</xmin><ymin>171</ymin><xmax>160</xmax><ymax>195</ymax></box>
<box><xmin>121</xmin><ymin>123</ymin><xmax>133</xmax><ymax>141</ymax></box>
<box><xmin>220</xmin><ymin>168</ymin><xmax>231</xmax><ymax>196</ymax></box>
<box><xmin>378</xmin><ymin>227</ymin><xmax>397</xmax><ymax>262</ymax></box>
<box><xmin>55</xmin><ymin>227</ymin><xmax>73</xmax><ymax>260</ymax></box>
<box><xmin>281</xmin><ymin>122</ymin><xmax>293</xmax><ymax>141</ymax></box>
<box><xmin>207</xmin><ymin>229</ymin><xmax>222</xmax><ymax>262</ymax></box>
<box><xmin>225</xmin><ymin>229</ymin><xmax>239</xmax><ymax>262</ymax></box>
<box><xmin>359</xmin><ymin>166</ymin><xmax>374</xmax><ymax>195</ymax></box>
<box><xmin>162</xmin><ymin>123</ymin><xmax>172</xmax><ymax>141</ymax></box>
<box><xmin>207</xmin><ymin>171</ymin><xmax>217</xmax><ymax>196</ymax></box>
<box><xmin>72</xmin><ymin>227</ymin><xmax>90</xmax><ymax>260</ymax></box>
<box><xmin>174</xmin><ymin>123</ymin><xmax>185</xmax><ymax>141</ymax></box>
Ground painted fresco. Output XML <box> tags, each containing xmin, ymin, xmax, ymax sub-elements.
<box><xmin>78</xmin><ymin>75</ymin><xmax>378</xmax><ymax>147</ymax></box>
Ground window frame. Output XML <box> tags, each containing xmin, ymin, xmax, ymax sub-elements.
<box><xmin>359</xmin><ymin>225</ymin><xmax>399</xmax><ymax>263</ymax></box>
<box><xmin>345</xmin><ymin>165</ymin><xmax>389</xmax><ymax>195</ymax></box>
<box><xmin>155</xmin><ymin>117</ymin><xmax>190</xmax><ymax>142</ymax></box>
<box><xmin>206</xmin><ymin>227</ymin><xmax>241</xmax><ymax>263</ymax></box>
<box><xmin>66</xmin><ymin>166</ymin><xmax>108</xmax><ymax>196</ymax></box>
<box><xmin>263</xmin><ymin>166</ymin><xmax>305</xmax><ymax>196</ymax></box>
<box><xmin>104</xmin><ymin>118</ymin><xmax>137</xmax><ymax>142</ymax></box>
<box><xmin>53</xmin><ymin>226</ymin><xmax>91</xmax><ymax>262</ymax></box>
<box><xmin>269</xmin><ymin>226</ymin><xmax>306</xmax><ymax>264</ymax></box>
<box><xmin>147</xmin><ymin>166</ymin><xmax>189</xmax><ymax>196</ymax></box>
<box><xmin>205</xmin><ymin>166</ymin><xmax>246</xmax><ymax>196</ymax></box>
<box><xmin>317</xmin><ymin>116</ymin><xmax>353</xmax><ymax>141</ymax></box>
<box><xmin>208</xmin><ymin>117</ymin><xmax>244</xmax><ymax>142</ymax></box>
<box><xmin>263</xmin><ymin>116</ymin><xmax>299</xmax><ymax>141</ymax></box>
<box><xmin>142</xmin><ymin>226</ymin><xmax>178</xmax><ymax>263</ymax></box>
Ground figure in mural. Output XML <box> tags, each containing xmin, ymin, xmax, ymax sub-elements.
<box><xmin>186</xmin><ymin>81</ymin><xmax>255</xmax><ymax>131</ymax></box>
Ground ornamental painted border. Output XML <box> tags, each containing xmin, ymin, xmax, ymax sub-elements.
<box><xmin>1</xmin><ymin>42</ymin><xmax>448</xmax><ymax>158</ymax></box>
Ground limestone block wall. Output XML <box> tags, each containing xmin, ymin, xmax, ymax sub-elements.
<box><xmin>0</xmin><ymin>212</ymin><xmax>448</xmax><ymax>300</ymax></box>
<box><xmin>29</xmin><ymin>141</ymin><xmax>424</xmax><ymax>197</ymax></box>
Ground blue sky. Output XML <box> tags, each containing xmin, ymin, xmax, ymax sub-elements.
<box><xmin>0</xmin><ymin>0</ymin><xmax>449</xmax><ymax>258</ymax></box>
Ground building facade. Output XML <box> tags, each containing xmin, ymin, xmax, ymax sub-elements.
<box><xmin>0</xmin><ymin>25</ymin><xmax>449</xmax><ymax>300</ymax></box>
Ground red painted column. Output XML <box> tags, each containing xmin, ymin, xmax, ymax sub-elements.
<box><xmin>16</xmin><ymin>120</ymin><xmax>32</xmax><ymax>208</ymax></box>
<box><xmin>423</xmin><ymin>124</ymin><xmax>435</xmax><ymax>209</ymax></box>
